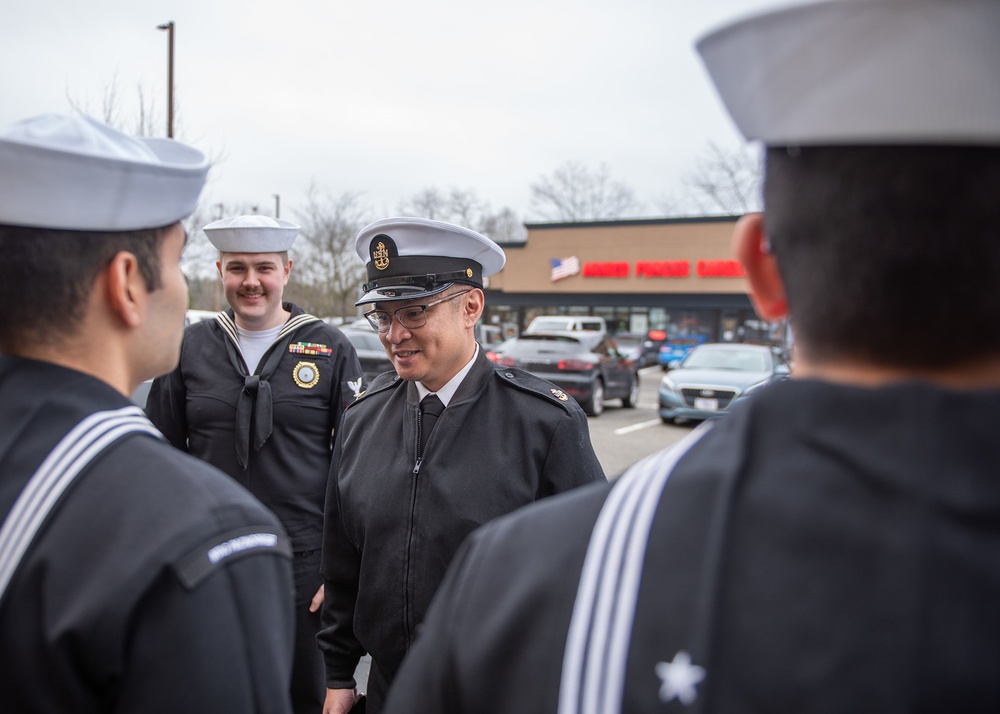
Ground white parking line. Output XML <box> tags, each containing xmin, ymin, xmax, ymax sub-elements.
<box><xmin>614</xmin><ymin>418</ymin><xmax>662</xmax><ymax>435</ymax></box>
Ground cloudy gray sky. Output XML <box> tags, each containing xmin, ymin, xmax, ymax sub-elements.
<box><xmin>2</xmin><ymin>0</ymin><xmax>812</xmax><ymax>223</ymax></box>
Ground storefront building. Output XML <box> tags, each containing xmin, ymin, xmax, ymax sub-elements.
<box><xmin>482</xmin><ymin>216</ymin><xmax>785</xmax><ymax>346</ymax></box>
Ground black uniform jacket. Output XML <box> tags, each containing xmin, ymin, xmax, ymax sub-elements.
<box><xmin>147</xmin><ymin>304</ymin><xmax>365</xmax><ymax>552</ymax></box>
<box><xmin>0</xmin><ymin>356</ymin><xmax>296</xmax><ymax>714</ymax></box>
<box><xmin>384</xmin><ymin>378</ymin><xmax>1000</xmax><ymax>714</ymax></box>
<box><xmin>319</xmin><ymin>350</ymin><xmax>606</xmax><ymax>691</ymax></box>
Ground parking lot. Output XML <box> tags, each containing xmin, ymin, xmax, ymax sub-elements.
<box><xmin>585</xmin><ymin>366</ymin><xmax>694</xmax><ymax>478</ymax></box>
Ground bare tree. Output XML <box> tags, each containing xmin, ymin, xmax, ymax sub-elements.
<box><xmin>396</xmin><ymin>187</ymin><xmax>525</xmax><ymax>244</ymax></box>
<box><xmin>664</xmin><ymin>142</ymin><xmax>762</xmax><ymax>216</ymax></box>
<box><xmin>398</xmin><ymin>187</ymin><xmax>449</xmax><ymax>221</ymax></box>
<box><xmin>292</xmin><ymin>185</ymin><xmax>370</xmax><ymax>319</ymax></box>
<box><xmin>529</xmin><ymin>161</ymin><xmax>641</xmax><ymax>222</ymax></box>
<box><xmin>67</xmin><ymin>75</ymin><xmax>162</xmax><ymax>137</ymax></box>
<box><xmin>132</xmin><ymin>84</ymin><xmax>160</xmax><ymax>138</ymax></box>
<box><xmin>478</xmin><ymin>207</ymin><xmax>527</xmax><ymax>244</ymax></box>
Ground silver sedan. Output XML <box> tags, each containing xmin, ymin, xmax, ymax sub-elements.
<box><xmin>659</xmin><ymin>343</ymin><xmax>789</xmax><ymax>423</ymax></box>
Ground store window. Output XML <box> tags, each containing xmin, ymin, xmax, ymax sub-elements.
<box><xmin>664</xmin><ymin>310</ymin><xmax>715</xmax><ymax>341</ymax></box>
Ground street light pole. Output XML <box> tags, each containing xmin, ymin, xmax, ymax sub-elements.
<box><xmin>156</xmin><ymin>21</ymin><xmax>175</xmax><ymax>138</ymax></box>
<box><xmin>273</xmin><ymin>194</ymin><xmax>281</xmax><ymax>218</ymax></box>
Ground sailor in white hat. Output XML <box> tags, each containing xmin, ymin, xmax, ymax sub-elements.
<box><xmin>204</xmin><ymin>214</ymin><xmax>300</xmax><ymax>253</ymax></box>
<box><xmin>0</xmin><ymin>114</ymin><xmax>297</xmax><ymax>711</ymax></box>
<box><xmin>146</xmin><ymin>213</ymin><xmax>365</xmax><ymax>713</ymax></box>
<box><xmin>0</xmin><ymin>112</ymin><xmax>207</xmax><ymax>232</ymax></box>
<box><xmin>202</xmin><ymin>214</ymin><xmax>301</xmax><ymax>331</ymax></box>
<box><xmin>381</xmin><ymin>1</ymin><xmax>1000</xmax><ymax>712</ymax></box>
<box><xmin>318</xmin><ymin>217</ymin><xmax>605</xmax><ymax>713</ymax></box>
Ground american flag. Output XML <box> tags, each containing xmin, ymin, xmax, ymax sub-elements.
<box><xmin>550</xmin><ymin>256</ymin><xmax>580</xmax><ymax>282</ymax></box>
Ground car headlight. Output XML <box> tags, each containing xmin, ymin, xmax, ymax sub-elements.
<box><xmin>738</xmin><ymin>379</ymin><xmax>770</xmax><ymax>399</ymax></box>
<box><xmin>660</xmin><ymin>375</ymin><xmax>678</xmax><ymax>393</ymax></box>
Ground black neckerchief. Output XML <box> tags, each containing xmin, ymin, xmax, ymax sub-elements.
<box><xmin>214</xmin><ymin>307</ymin><xmax>320</xmax><ymax>470</ymax></box>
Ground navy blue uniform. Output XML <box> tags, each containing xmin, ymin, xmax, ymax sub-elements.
<box><xmin>147</xmin><ymin>303</ymin><xmax>364</xmax><ymax>713</ymax></box>
<box><xmin>319</xmin><ymin>349</ymin><xmax>605</xmax><ymax>712</ymax></box>
<box><xmin>0</xmin><ymin>357</ymin><xmax>295</xmax><ymax>714</ymax></box>
<box><xmin>385</xmin><ymin>379</ymin><xmax>1000</xmax><ymax>713</ymax></box>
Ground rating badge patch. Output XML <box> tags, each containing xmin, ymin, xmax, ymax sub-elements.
<box><xmin>293</xmin><ymin>361</ymin><xmax>320</xmax><ymax>389</ymax></box>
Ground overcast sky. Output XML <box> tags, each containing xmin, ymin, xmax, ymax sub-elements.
<box><xmin>3</xmin><ymin>0</ymin><xmax>813</xmax><ymax>225</ymax></box>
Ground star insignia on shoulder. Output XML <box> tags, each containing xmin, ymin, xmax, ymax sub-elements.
<box><xmin>655</xmin><ymin>650</ymin><xmax>706</xmax><ymax>706</ymax></box>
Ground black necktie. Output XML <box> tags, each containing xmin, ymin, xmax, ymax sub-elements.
<box><xmin>419</xmin><ymin>394</ymin><xmax>445</xmax><ymax>456</ymax></box>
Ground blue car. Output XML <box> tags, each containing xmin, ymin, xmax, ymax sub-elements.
<box><xmin>658</xmin><ymin>335</ymin><xmax>708</xmax><ymax>370</ymax></box>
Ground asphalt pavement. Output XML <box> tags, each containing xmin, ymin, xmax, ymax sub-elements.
<box><xmin>586</xmin><ymin>366</ymin><xmax>693</xmax><ymax>478</ymax></box>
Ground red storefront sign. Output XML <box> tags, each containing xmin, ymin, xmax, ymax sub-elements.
<box><xmin>695</xmin><ymin>259</ymin><xmax>745</xmax><ymax>278</ymax></box>
<box><xmin>635</xmin><ymin>260</ymin><xmax>689</xmax><ymax>278</ymax></box>
<box><xmin>582</xmin><ymin>261</ymin><xmax>630</xmax><ymax>278</ymax></box>
<box><xmin>578</xmin><ymin>259</ymin><xmax>744</xmax><ymax>279</ymax></box>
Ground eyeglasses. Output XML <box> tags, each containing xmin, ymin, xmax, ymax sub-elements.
<box><xmin>364</xmin><ymin>290</ymin><xmax>471</xmax><ymax>333</ymax></box>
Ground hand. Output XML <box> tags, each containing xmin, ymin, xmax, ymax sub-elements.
<box><xmin>323</xmin><ymin>687</ymin><xmax>359</xmax><ymax>714</ymax></box>
<box><xmin>309</xmin><ymin>583</ymin><xmax>325</xmax><ymax>613</ymax></box>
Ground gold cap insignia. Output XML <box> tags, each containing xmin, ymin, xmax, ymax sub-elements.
<box><xmin>466</xmin><ymin>268</ymin><xmax>473</xmax><ymax>278</ymax></box>
<box><xmin>550</xmin><ymin>388</ymin><xmax>569</xmax><ymax>402</ymax></box>
<box><xmin>293</xmin><ymin>361</ymin><xmax>320</xmax><ymax>389</ymax></box>
<box><xmin>373</xmin><ymin>241</ymin><xmax>390</xmax><ymax>271</ymax></box>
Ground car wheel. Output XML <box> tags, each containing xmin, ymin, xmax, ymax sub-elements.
<box><xmin>622</xmin><ymin>374</ymin><xmax>639</xmax><ymax>408</ymax></box>
<box><xmin>583</xmin><ymin>379</ymin><xmax>605</xmax><ymax>417</ymax></box>
<box><xmin>661</xmin><ymin>415</ymin><xmax>675</xmax><ymax>424</ymax></box>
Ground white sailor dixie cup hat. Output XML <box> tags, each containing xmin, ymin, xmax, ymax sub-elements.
<box><xmin>354</xmin><ymin>217</ymin><xmax>506</xmax><ymax>306</ymax></box>
<box><xmin>696</xmin><ymin>0</ymin><xmax>1000</xmax><ymax>147</ymax></box>
<box><xmin>203</xmin><ymin>215</ymin><xmax>300</xmax><ymax>252</ymax></box>
<box><xmin>0</xmin><ymin>113</ymin><xmax>209</xmax><ymax>231</ymax></box>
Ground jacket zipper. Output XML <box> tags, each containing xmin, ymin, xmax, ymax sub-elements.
<box><xmin>403</xmin><ymin>407</ymin><xmax>423</xmax><ymax>646</ymax></box>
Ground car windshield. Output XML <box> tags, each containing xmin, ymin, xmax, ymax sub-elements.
<box><xmin>683</xmin><ymin>347</ymin><xmax>770</xmax><ymax>371</ymax></box>
<box><xmin>345</xmin><ymin>331</ymin><xmax>383</xmax><ymax>351</ymax></box>
<box><xmin>529</xmin><ymin>318</ymin><xmax>573</xmax><ymax>331</ymax></box>
<box><xmin>505</xmin><ymin>336</ymin><xmax>586</xmax><ymax>357</ymax></box>
<box><xmin>490</xmin><ymin>338</ymin><xmax>515</xmax><ymax>353</ymax></box>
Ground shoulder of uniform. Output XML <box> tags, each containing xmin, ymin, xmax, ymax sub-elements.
<box><xmin>178</xmin><ymin>318</ymin><xmax>221</xmax><ymax>354</ymax></box>
<box><xmin>283</xmin><ymin>310</ymin><xmax>323</xmax><ymax>333</ymax></box>
<box><xmin>173</xmin><ymin>524</ymin><xmax>292</xmax><ymax>590</ymax></box>
<box><xmin>490</xmin><ymin>363</ymin><xmax>580</xmax><ymax>411</ymax></box>
<box><xmin>106</xmin><ymin>438</ymin><xmax>293</xmax><ymax>589</ymax></box>
<box><xmin>299</xmin><ymin>319</ymin><xmax>345</xmax><ymax>339</ymax></box>
<box><xmin>183</xmin><ymin>316</ymin><xmax>218</xmax><ymax>336</ymax></box>
<box><xmin>347</xmin><ymin>371</ymin><xmax>403</xmax><ymax>408</ymax></box>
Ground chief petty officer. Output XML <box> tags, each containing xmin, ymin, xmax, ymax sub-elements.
<box><xmin>318</xmin><ymin>217</ymin><xmax>606</xmax><ymax>713</ymax></box>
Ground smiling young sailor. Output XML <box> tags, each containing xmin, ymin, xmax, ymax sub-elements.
<box><xmin>382</xmin><ymin>1</ymin><xmax>1000</xmax><ymax>712</ymax></box>
<box><xmin>0</xmin><ymin>114</ymin><xmax>296</xmax><ymax>712</ymax></box>
<box><xmin>146</xmin><ymin>214</ymin><xmax>364</xmax><ymax>714</ymax></box>
<box><xmin>317</xmin><ymin>217</ymin><xmax>605</xmax><ymax>714</ymax></box>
